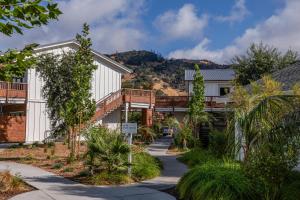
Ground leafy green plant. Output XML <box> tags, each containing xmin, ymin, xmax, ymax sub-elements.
<box><xmin>281</xmin><ymin>171</ymin><xmax>300</xmax><ymax>200</ymax></box>
<box><xmin>132</xmin><ymin>152</ymin><xmax>161</xmax><ymax>181</ymax></box>
<box><xmin>177</xmin><ymin>148</ymin><xmax>220</xmax><ymax>168</ymax></box>
<box><xmin>177</xmin><ymin>161</ymin><xmax>255</xmax><ymax>200</ymax></box>
<box><xmin>138</xmin><ymin>126</ymin><xmax>156</xmax><ymax>143</ymax></box>
<box><xmin>52</xmin><ymin>163</ymin><xmax>63</xmax><ymax>169</ymax></box>
<box><xmin>174</xmin><ymin>124</ymin><xmax>196</xmax><ymax>150</ymax></box>
<box><xmin>85</xmin><ymin>127</ymin><xmax>130</xmax><ymax>174</ymax></box>
<box><xmin>208</xmin><ymin>129</ymin><xmax>227</xmax><ymax>157</ymax></box>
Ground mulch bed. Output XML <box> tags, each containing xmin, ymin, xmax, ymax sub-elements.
<box><xmin>0</xmin><ymin>181</ymin><xmax>35</xmax><ymax>200</ymax></box>
<box><xmin>0</xmin><ymin>143</ymin><xmax>87</xmax><ymax>180</ymax></box>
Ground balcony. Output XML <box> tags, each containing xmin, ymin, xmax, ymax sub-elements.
<box><xmin>122</xmin><ymin>88</ymin><xmax>155</xmax><ymax>105</ymax></box>
<box><xmin>155</xmin><ymin>95</ymin><xmax>232</xmax><ymax>112</ymax></box>
<box><xmin>0</xmin><ymin>81</ymin><xmax>27</xmax><ymax>103</ymax></box>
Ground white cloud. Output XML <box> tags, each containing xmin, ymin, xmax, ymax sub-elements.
<box><xmin>216</xmin><ymin>0</ymin><xmax>249</xmax><ymax>23</ymax></box>
<box><xmin>0</xmin><ymin>0</ymin><xmax>145</xmax><ymax>53</ymax></box>
<box><xmin>154</xmin><ymin>4</ymin><xmax>208</xmax><ymax>40</ymax></box>
<box><xmin>168</xmin><ymin>0</ymin><xmax>300</xmax><ymax>64</ymax></box>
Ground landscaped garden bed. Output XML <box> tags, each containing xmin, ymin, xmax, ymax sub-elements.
<box><xmin>0</xmin><ymin>171</ymin><xmax>35</xmax><ymax>200</ymax></box>
<box><xmin>0</xmin><ymin>128</ymin><xmax>162</xmax><ymax>186</ymax></box>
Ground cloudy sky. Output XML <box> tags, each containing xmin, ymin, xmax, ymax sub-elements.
<box><xmin>0</xmin><ymin>0</ymin><xmax>299</xmax><ymax>64</ymax></box>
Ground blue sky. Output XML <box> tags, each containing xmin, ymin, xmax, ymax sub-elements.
<box><xmin>0</xmin><ymin>0</ymin><xmax>299</xmax><ymax>64</ymax></box>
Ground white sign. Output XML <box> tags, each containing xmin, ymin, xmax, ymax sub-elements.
<box><xmin>122</xmin><ymin>123</ymin><xmax>137</xmax><ymax>134</ymax></box>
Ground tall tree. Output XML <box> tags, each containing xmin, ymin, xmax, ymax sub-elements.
<box><xmin>37</xmin><ymin>24</ymin><xmax>97</xmax><ymax>158</ymax></box>
<box><xmin>0</xmin><ymin>0</ymin><xmax>62</xmax><ymax>80</ymax></box>
<box><xmin>232</xmin><ymin>43</ymin><xmax>298</xmax><ymax>85</ymax></box>
<box><xmin>188</xmin><ymin>64</ymin><xmax>206</xmax><ymax>134</ymax></box>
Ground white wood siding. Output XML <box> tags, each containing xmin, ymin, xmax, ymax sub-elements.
<box><xmin>25</xmin><ymin>46</ymin><xmax>123</xmax><ymax>142</ymax></box>
<box><xmin>188</xmin><ymin>81</ymin><xmax>233</xmax><ymax>96</ymax></box>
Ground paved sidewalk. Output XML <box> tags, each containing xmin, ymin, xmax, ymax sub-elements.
<box><xmin>0</xmin><ymin>162</ymin><xmax>175</xmax><ymax>200</ymax></box>
<box><xmin>138</xmin><ymin>136</ymin><xmax>188</xmax><ymax>190</ymax></box>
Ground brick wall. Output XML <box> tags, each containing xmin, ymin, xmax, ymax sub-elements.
<box><xmin>0</xmin><ymin>115</ymin><xmax>26</xmax><ymax>143</ymax></box>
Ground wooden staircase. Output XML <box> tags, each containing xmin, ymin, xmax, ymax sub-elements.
<box><xmin>91</xmin><ymin>89</ymin><xmax>123</xmax><ymax>122</ymax></box>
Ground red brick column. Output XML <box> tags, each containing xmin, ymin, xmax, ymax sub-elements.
<box><xmin>0</xmin><ymin>115</ymin><xmax>26</xmax><ymax>143</ymax></box>
<box><xmin>142</xmin><ymin>108</ymin><xmax>153</xmax><ymax>127</ymax></box>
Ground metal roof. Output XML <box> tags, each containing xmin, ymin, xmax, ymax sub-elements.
<box><xmin>185</xmin><ymin>69</ymin><xmax>235</xmax><ymax>81</ymax></box>
<box><xmin>34</xmin><ymin>40</ymin><xmax>132</xmax><ymax>74</ymax></box>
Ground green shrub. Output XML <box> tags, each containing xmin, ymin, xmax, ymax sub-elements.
<box><xmin>63</xmin><ymin>167</ymin><xmax>74</xmax><ymax>173</ymax></box>
<box><xmin>138</xmin><ymin>126</ymin><xmax>156</xmax><ymax>143</ymax></box>
<box><xmin>132</xmin><ymin>152</ymin><xmax>161</xmax><ymax>181</ymax></box>
<box><xmin>92</xmin><ymin>171</ymin><xmax>131</xmax><ymax>185</ymax></box>
<box><xmin>244</xmin><ymin>141</ymin><xmax>300</xmax><ymax>199</ymax></box>
<box><xmin>209</xmin><ymin>129</ymin><xmax>227</xmax><ymax>157</ymax></box>
<box><xmin>177</xmin><ymin>148</ymin><xmax>220</xmax><ymax>168</ymax></box>
<box><xmin>281</xmin><ymin>180</ymin><xmax>300</xmax><ymax>200</ymax></box>
<box><xmin>52</xmin><ymin>163</ymin><xmax>63</xmax><ymax>169</ymax></box>
<box><xmin>177</xmin><ymin>161</ymin><xmax>255</xmax><ymax>200</ymax></box>
<box><xmin>85</xmin><ymin>127</ymin><xmax>130</xmax><ymax>174</ymax></box>
<box><xmin>279</xmin><ymin>171</ymin><xmax>300</xmax><ymax>200</ymax></box>
<box><xmin>174</xmin><ymin>125</ymin><xmax>197</xmax><ymax>149</ymax></box>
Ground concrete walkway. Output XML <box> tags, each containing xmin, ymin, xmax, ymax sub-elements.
<box><xmin>0</xmin><ymin>162</ymin><xmax>175</xmax><ymax>200</ymax></box>
<box><xmin>138</xmin><ymin>136</ymin><xmax>188</xmax><ymax>190</ymax></box>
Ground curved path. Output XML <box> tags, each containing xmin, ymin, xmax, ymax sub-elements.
<box><xmin>0</xmin><ymin>161</ymin><xmax>175</xmax><ymax>200</ymax></box>
<box><xmin>137</xmin><ymin>136</ymin><xmax>188</xmax><ymax>190</ymax></box>
<box><xmin>0</xmin><ymin>136</ymin><xmax>187</xmax><ymax>199</ymax></box>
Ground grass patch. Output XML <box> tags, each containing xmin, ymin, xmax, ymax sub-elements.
<box><xmin>92</xmin><ymin>171</ymin><xmax>132</xmax><ymax>185</ymax></box>
<box><xmin>132</xmin><ymin>152</ymin><xmax>161</xmax><ymax>181</ymax></box>
<box><xmin>177</xmin><ymin>148</ymin><xmax>221</xmax><ymax>168</ymax></box>
<box><xmin>177</xmin><ymin>161</ymin><xmax>256</xmax><ymax>200</ymax></box>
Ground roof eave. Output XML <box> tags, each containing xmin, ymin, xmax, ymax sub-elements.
<box><xmin>34</xmin><ymin>40</ymin><xmax>132</xmax><ymax>74</ymax></box>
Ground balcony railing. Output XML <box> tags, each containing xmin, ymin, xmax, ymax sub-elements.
<box><xmin>0</xmin><ymin>81</ymin><xmax>27</xmax><ymax>99</ymax></box>
<box><xmin>122</xmin><ymin>88</ymin><xmax>155</xmax><ymax>105</ymax></box>
<box><xmin>155</xmin><ymin>95</ymin><xmax>232</xmax><ymax>109</ymax></box>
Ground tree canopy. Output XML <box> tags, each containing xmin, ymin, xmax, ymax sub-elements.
<box><xmin>232</xmin><ymin>43</ymin><xmax>298</xmax><ymax>85</ymax></box>
<box><xmin>0</xmin><ymin>0</ymin><xmax>62</xmax><ymax>81</ymax></box>
<box><xmin>37</xmin><ymin>23</ymin><xmax>97</xmax><ymax>157</ymax></box>
<box><xmin>188</xmin><ymin>64</ymin><xmax>205</xmax><ymax>123</ymax></box>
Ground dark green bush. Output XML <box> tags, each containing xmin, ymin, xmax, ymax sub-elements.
<box><xmin>281</xmin><ymin>180</ymin><xmax>300</xmax><ymax>200</ymax></box>
<box><xmin>177</xmin><ymin>148</ymin><xmax>220</xmax><ymax>168</ymax></box>
<box><xmin>244</xmin><ymin>141</ymin><xmax>300</xmax><ymax>199</ymax></box>
<box><xmin>279</xmin><ymin>171</ymin><xmax>300</xmax><ymax>200</ymax></box>
<box><xmin>209</xmin><ymin>129</ymin><xmax>227</xmax><ymax>157</ymax></box>
<box><xmin>132</xmin><ymin>152</ymin><xmax>161</xmax><ymax>181</ymax></box>
<box><xmin>177</xmin><ymin>161</ymin><xmax>255</xmax><ymax>200</ymax></box>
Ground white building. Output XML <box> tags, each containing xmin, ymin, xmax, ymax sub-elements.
<box><xmin>0</xmin><ymin>40</ymin><xmax>132</xmax><ymax>143</ymax></box>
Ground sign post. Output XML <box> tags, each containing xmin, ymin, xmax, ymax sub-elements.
<box><xmin>122</xmin><ymin>123</ymin><xmax>137</xmax><ymax>176</ymax></box>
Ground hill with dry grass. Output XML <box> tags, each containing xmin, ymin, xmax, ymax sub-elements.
<box><xmin>108</xmin><ymin>50</ymin><xmax>230</xmax><ymax>95</ymax></box>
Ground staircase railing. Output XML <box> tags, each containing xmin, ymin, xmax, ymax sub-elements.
<box><xmin>91</xmin><ymin>89</ymin><xmax>123</xmax><ymax>121</ymax></box>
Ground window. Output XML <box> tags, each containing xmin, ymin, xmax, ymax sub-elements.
<box><xmin>219</xmin><ymin>87</ymin><xmax>231</xmax><ymax>96</ymax></box>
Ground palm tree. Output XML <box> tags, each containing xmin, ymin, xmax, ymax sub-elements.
<box><xmin>231</xmin><ymin>76</ymin><xmax>300</xmax><ymax>160</ymax></box>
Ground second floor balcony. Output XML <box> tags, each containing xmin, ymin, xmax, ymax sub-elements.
<box><xmin>0</xmin><ymin>81</ymin><xmax>27</xmax><ymax>102</ymax></box>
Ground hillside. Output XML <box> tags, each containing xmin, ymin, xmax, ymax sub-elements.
<box><xmin>108</xmin><ymin>50</ymin><xmax>230</xmax><ymax>95</ymax></box>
